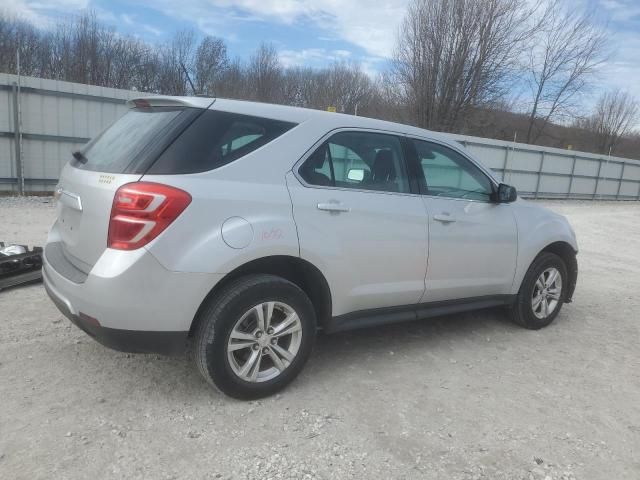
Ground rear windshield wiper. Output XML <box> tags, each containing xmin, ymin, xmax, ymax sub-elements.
<box><xmin>72</xmin><ymin>150</ymin><xmax>88</xmax><ymax>164</ymax></box>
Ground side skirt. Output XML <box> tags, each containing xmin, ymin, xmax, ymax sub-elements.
<box><xmin>324</xmin><ymin>295</ymin><xmax>516</xmax><ymax>334</ymax></box>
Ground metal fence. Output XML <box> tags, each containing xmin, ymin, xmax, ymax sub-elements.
<box><xmin>0</xmin><ymin>73</ymin><xmax>142</xmax><ymax>193</ymax></box>
<box><xmin>449</xmin><ymin>134</ymin><xmax>640</xmax><ymax>200</ymax></box>
<box><xmin>2</xmin><ymin>72</ymin><xmax>640</xmax><ymax>199</ymax></box>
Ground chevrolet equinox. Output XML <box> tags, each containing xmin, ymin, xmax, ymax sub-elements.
<box><xmin>44</xmin><ymin>96</ymin><xmax>578</xmax><ymax>399</ymax></box>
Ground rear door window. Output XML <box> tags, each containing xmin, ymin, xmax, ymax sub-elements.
<box><xmin>147</xmin><ymin>111</ymin><xmax>297</xmax><ymax>174</ymax></box>
<box><xmin>72</xmin><ymin>107</ymin><xmax>198</xmax><ymax>174</ymax></box>
<box><xmin>299</xmin><ymin>131</ymin><xmax>410</xmax><ymax>194</ymax></box>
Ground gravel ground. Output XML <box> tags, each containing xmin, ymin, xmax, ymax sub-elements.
<box><xmin>1</xmin><ymin>197</ymin><xmax>639</xmax><ymax>480</ymax></box>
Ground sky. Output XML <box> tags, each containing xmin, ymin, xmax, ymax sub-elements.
<box><xmin>5</xmin><ymin>0</ymin><xmax>640</xmax><ymax>111</ymax></box>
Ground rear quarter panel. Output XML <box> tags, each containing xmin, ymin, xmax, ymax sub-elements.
<box><xmin>141</xmin><ymin>175</ymin><xmax>300</xmax><ymax>274</ymax></box>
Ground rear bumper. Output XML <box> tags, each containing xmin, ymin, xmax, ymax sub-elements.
<box><xmin>44</xmin><ymin>266</ymin><xmax>189</xmax><ymax>355</ymax></box>
<box><xmin>44</xmin><ymin>272</ymin><xmax>187</xmax><ymax>354</ymax></box>
<box><xmin>42</xmin><ymin>242</ymin><xmax>223</xmax><ymax>355</ymax></box>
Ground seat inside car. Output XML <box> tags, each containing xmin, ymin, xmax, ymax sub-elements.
<box><xmin>369</xmin><ymin>149</ymin><xmax>398</xmax><ymax>191</ymax></box>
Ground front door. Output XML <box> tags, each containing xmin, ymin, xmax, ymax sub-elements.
<box><xmin>410</xmin><ymin>139</ymin><xmax>518</xmax><ymax>303</ymax></box>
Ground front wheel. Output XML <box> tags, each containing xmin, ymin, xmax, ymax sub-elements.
<box><xmin>194</xmin><ymin>274</ymin><xmax>316</xmax><ymax>399</ymax></box>
<box><xmin>510</xmin><ymin>252</ymin><xmax>567</xmax><ymax>330</ymax></box>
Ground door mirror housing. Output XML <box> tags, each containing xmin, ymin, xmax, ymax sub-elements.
<box><xmin>493</xmin><ymin>183</ymin><xmax>517</xmax><ymax>203</ymax></box>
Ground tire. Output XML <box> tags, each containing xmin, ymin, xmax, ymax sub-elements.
<box><xmin>194</xmin><ymin>274</ymin><xmax>316</xmax><ymax>399</ymax></box>
<box><xmin>509</xmin><ymin>252</ymin><xmax>567</xmax><ymax>330</ymax></box>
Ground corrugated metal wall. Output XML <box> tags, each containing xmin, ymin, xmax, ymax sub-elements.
<box><xmin>1</xmin><ymin>73</ymin><xmax>639</xmax><ymax>199</ymax></box>
<box><xmin>0</xmin><ymin>73</ymin><xmax>143</xmax><ymax>192</ymax></box>
<box><xmin>451</xmin><ymin>134</ymin><xmax>640</xmax><ymax>200</ymax></box>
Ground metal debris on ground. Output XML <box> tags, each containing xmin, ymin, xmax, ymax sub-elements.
<box><xmin>0</xmin><ymin>242</ymin><xmax>43</xmax><ymax>291</ymax></box>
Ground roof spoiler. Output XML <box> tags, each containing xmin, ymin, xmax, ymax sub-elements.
<box><xmin>127</xmin><ymin>96</ymin><xmax>216</xmax><ymax>109</ymax></box>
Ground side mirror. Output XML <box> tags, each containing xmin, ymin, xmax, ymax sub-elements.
<box><xmin>493</xmin><ymin>183</ymin><xmax>517</xmax><ymax>203</ymax></box>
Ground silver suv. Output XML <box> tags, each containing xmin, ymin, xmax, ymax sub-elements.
<box><xmin>44</xmin><ymin>96</ymin><xmax>578</xmax><ymax>399</ymax></box>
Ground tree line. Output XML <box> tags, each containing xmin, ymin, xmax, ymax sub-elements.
<box><xmin>0</xmin><ymin>1</ymin><xmax>638</xmax><ymax>159</ymax></box>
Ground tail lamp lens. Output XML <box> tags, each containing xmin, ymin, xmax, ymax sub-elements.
<box><xmin>108</xmin><ymin>182</ymin><xmax>191</xmax><ymax>250</ymax></box>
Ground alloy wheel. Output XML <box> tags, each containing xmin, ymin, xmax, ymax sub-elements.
<box><xmin>226</xmin><ymin>301</ymin><xmax>303</xmax><ymax>382</ymax></box>
<box><xmin>531</xmin><ymin>267</ymin><xmax>563</xmax><ymax>319</ymax></box>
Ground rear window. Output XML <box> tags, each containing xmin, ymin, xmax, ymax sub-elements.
<box><xmin>146</xmin><ymin>110</ymin><xmax>297</xmax><ymax>174</ymax></box>
<box><xmin>72</xmin><ymin>107</ymin><xmax>199</xmax><ymax>174</ymax></box>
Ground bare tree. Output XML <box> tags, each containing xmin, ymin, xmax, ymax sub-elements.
<box><xmin>393</xmin><ymin>0</ymin><xmax>540</xmax><ymax>132</ymax></box>
<box><xmin>279</xmin><ymin>62</ymin><xmax>375</xmax><ymax>114</ymax></box>
<box><xmin>320</xmin><ymin>61</ymin><xmax>374</xmax><ymax>115</ymax></box>
<box><xmin>156</xmin><ymin>29</ymin><xmax>196</xmax><ymax>95</ymax></box>
<box><xmin>194</xmin><ymin>36</ymin><xmax>228</xmax><ymax>95</ymax></box>
<box><xmin>281</xmin><ymin>66</ymin><xmax>316</xmax><ymax>107</ymax></box>
<box><xmin>579</xmin><ymin>90</ymin><xmax>639</xmax><ymax>154</ymax></box>
<box><xmin>525</xmin><ymin>1</ymin><xmax>608</xmax><ymax>143</ymax></box>
<box><xmin>0</xmin><ymin>13</ymin><xmax>42</xmax><ymax>76</ymax></box>
<box><xmin>134</xmin><ymin>46</ymin><xmax>162</xmax><ymax>93</ymax></box>
<box><xmin>215</xmin><ymin>57</ymin><xmax>249</xmax><ymax>99</ymax></box>
<box><xmin>247</xmin><ymin>42</ymin><xmax>282</xmax><ymax>102</ymax></box>
<box><xmin>370</xmin><ymin>71</ymin><xmax>412</xmax><ymax>123</ymax></box>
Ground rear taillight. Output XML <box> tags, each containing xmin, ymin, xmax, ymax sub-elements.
<box><xmin>108</xmin><ymin>182</ymin><xmax>191</xmax><ymax>250</ymax></box>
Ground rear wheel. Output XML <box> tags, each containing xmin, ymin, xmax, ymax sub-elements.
<box><xmin>510</xmin><ymin>252</ymin><xmax>567</xmax><ymax>330</ymax></box>
<box><xmin>194</xmin><ymin>274</ymin><xmax>316</xmax><ymax>399</ymax></box>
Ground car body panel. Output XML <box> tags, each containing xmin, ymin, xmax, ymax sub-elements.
<box><xmin>508</xmin><ymin>199</ymin><xmax>578</xmax><ymax>294</ymax></box>
<box><xmin>421</xmin><ymin>197</ymin><xmax>518</xmax><ymax>302</ymax></box>
<box><xmin>141</xmin><ymin>175</ymin><xmax>301</xmax><ymax>274</ymax></box>
<box><xmin>286</xmin><ymin>172</ymin><xmax>429</xmax><ymax>316</ymax></box>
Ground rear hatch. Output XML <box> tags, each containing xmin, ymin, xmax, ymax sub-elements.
<box><xmin>54</xmin><ymin>98</ymin><xmax>211</xmax><ymax>271</ymax></box>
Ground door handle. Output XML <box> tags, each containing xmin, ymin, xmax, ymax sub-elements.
<box><xmin>317</xmin><ymin>202</ymin><xmax>350</xmax><ymax>213</ymax></box>
<box><xmin>433</xmin><ymin>213</ymin><xmax>456</xmax><ymax>223</ymax></box>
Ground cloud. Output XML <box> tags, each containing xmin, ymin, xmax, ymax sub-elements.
<box><xmin>3</xmin><ymin>0</ymin><xmax>90</xmax><ymax>28</ymax></box>
<box><xmin>278</xmin><ymin>48</ymin><xmax>386</xmax><ymax>80</ymax></box>
<box><xmin>145</xmin><ymin>0</ymin><xmax>408</xmax><ymax>58</ymax></box>
<box><xmin>309</xmin><ymin>0</ymin><xmax>407</xmax><ymax>57</ymax></box>
<box><xmin>598</xmin><ymin>32</ymin><xmax>640</xmax><ymax>99</ymax></box>
<box><xmin>142</xmin><ymin>24</ymin><xmax>163</xmax><ymax>36</ymax></box>
<box><xmin>114</xmin><ymin>13</ymin><xmax>163</xmax><ymax>37</ymax></box>
<box><xmin>120</xmin><ymin>13</ymin><xmax>135</xmax><ymax>25</ymax></box>
<box><xmin>26</xmin><ymin>0</ymin><xmax>89</xmax><ymax>8</ymax></box>
<box><xmin>278</xmin><ymin>47</ymin><xmax>351</xmax><ymax>68</ymax></box>
<box><xmin>598</xmin><ymin>0</ymin><xmax>640</xmax><ymax>22</ymax></box>
<box><xmin>570</xmin><ymin>1</ymin><xmax>640</xmax><ymax>106</ymax></box>
<box><xmin>277</xmin><ymin>0</ymin><xmax>408</xmax><ymax>58</ymax></box>
<box><xmin>2</xmin><ymin>0</ymin><xmax>53</xmax><ymax>27</ymax></box>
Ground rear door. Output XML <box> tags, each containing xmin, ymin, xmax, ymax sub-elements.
<box><xmin>54</xmin><ymin>104</ymin><xmax>201</xmax><ymax>270</ymax></box>
<box><xmin>409</xmin><ymin>139</ymin><xmax>518</xmax><ymax>302</ymax></box>
<box><xmin>287</xmin><ymin>130</ymin><xmax>428</xmax><ymax>317</ymax></box>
